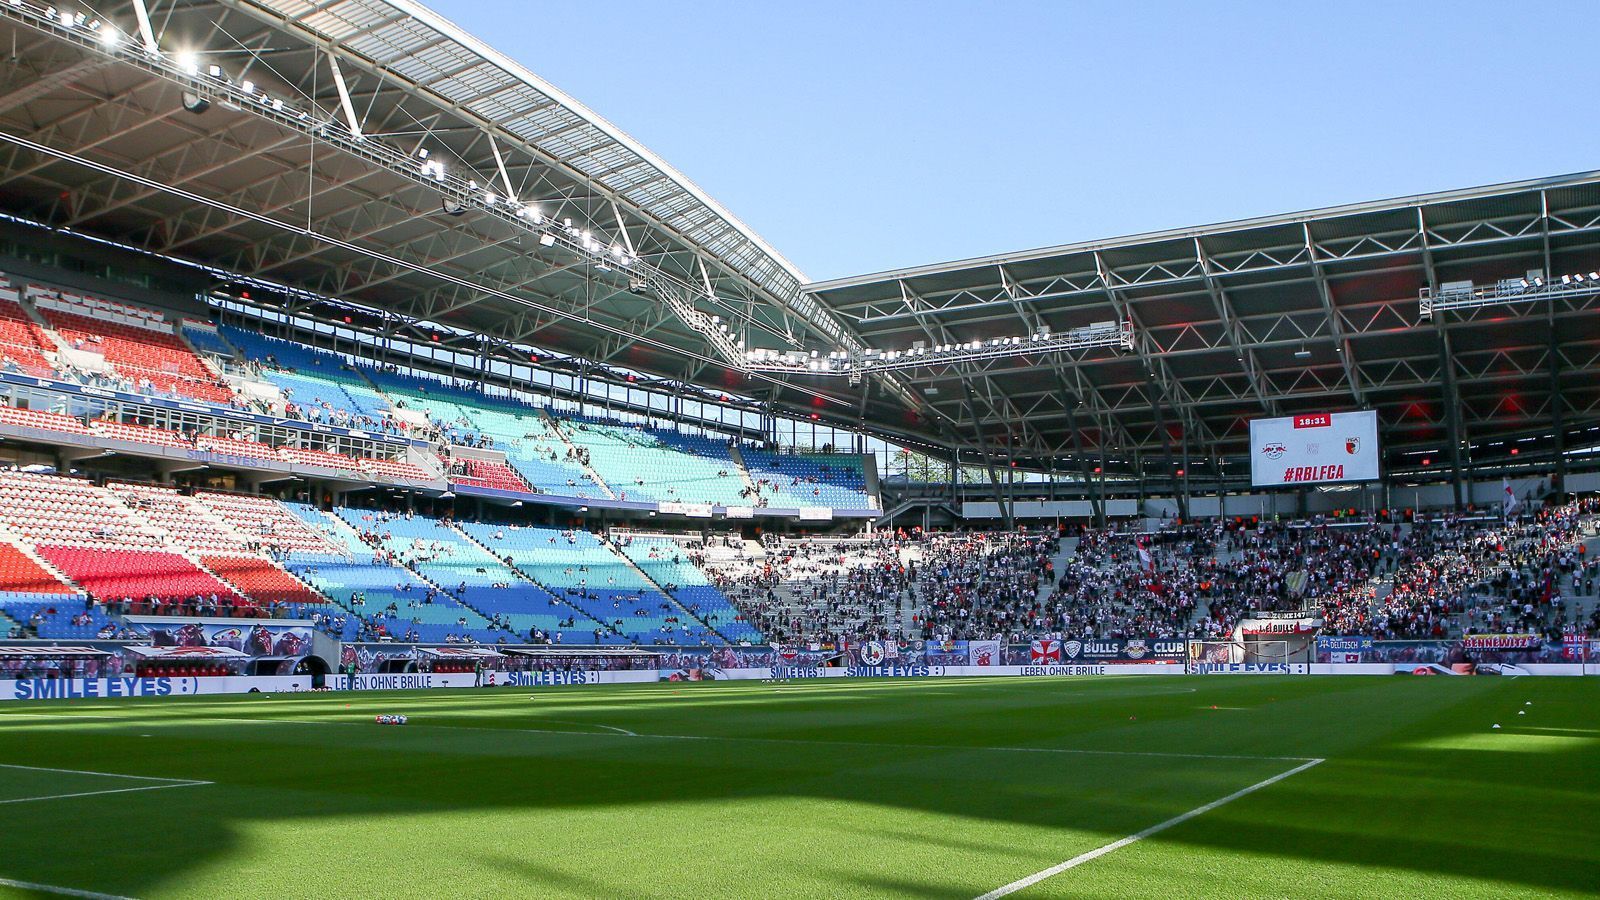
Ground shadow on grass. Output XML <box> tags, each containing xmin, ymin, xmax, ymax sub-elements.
<box><xmin>0</xmin><ymin>675</ymin><xmax>1593</xmax><ymax>897</ymax></box>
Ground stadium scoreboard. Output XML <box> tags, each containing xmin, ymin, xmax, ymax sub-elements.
<box><xmin>1249</xmin><ymin>410</ymin><xmax>1379</xmax><ymax>487</ymax></box>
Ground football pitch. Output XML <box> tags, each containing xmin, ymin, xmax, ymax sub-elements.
<box><xmin>0</xmin><ymin>675</ymin><xmax>1596</xmax><ymax>898</ymax></box>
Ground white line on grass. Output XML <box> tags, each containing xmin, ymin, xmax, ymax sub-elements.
<box><xmin>0</xmin><ymin>763</ymin><xmax>205</xmax><ymax>783</ymax></box>
<box><xmin>141</xmin><ymin>714</ymin><xmax>1316</xmax><ymax>763</ymax></box>
<box><xmin>0</xmin><ymin>763</ymin><xmax>212</xmax><ymax>806</ymax></box>
<box><xmin>973</xmin><ymin>757</ymin><xmax>1325</xmax><ymax>899</ymax></box>
<box><xmin>0</xmin><ymin>783</ymin><xmax>208</xmax><ymax>806</ymax></box>
<box><xmin>0</xmin><ymin>876</ymin><xmax>133</xmax><ymax>899</ymax></box>
<box><xmin>534</xmin><ymin>718</ymin><xmax>638</xmax><ymax>736</ymax></box>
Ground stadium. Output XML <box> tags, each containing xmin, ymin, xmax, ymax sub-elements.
<box><xmin>0</xmin><ymin>0</ymin><xmax>1595</xmax><ymax>897</ymax></box>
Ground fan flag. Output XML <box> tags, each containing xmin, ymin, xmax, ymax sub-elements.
<box><xmin>1031</xmin><ymin>639</ymin><xmax>1061</xmax><ymax>664</ymax></box>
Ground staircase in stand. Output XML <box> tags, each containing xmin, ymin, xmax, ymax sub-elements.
<box><xmin>541</xmin><ymin>412</ymin><xmax>617</xmax><ymax>500</ymax></box>
<box><xmin>449</xmin><ymin>522</ymin><xmax>623</xmax><ymax>642</ymax></box>
<box><xmin>605</xmin><ymin>534</ymin><xmax>732</xmax><ymax>644</ymax></box>
<box><xmin>726</xmin><ymin>444</ymin><xmax>760</xmax><ymax>499</ymax></box>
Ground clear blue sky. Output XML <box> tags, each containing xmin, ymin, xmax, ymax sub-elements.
<box><xmin>431</xmin><ymin>0</ymin><xmax>1600</xmax><ymax>283</ymax></box>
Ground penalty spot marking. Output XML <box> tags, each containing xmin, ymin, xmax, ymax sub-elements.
<box><xmin>0</xmin><ymin>763</ymin><xmax>212</xmax><ymax>806</ymax></box>
<box><xmin>974</xmin><ymin>757</ymin><xmax>1325</xmax><ymax>899</ymax></box>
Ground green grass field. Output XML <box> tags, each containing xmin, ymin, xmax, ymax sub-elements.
<box><xmin>0</xmin><ymin>675</ymin><xmax>1596</xmax><ymax>898</ymax></box>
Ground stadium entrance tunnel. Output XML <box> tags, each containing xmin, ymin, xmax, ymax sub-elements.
<box><xmin>244</xmin><ymin>655</ymin><xmax>332</xmax><ymax>687</ymax></box>
<box><xmin>293</xmin><ymin>655</ymin><xmax>331</xmax><ymax>686</ymax></box>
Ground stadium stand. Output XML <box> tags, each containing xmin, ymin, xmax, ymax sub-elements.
<box><xmin>192</xmin><ymin>493</ymin><xmax>345</xmax><ymax>560</ymax></box>
<box><xmin>0</xmin><ymin>543</ymin><xmax>75</xmax><ymax>595</ymax></box>
<box><xmin>447</xmin><ymin>457</ymin><xmax>532</xmax><ymax>493</ymax></box>
<box><xmin>36</xmin><ymin>546</ymin><xmax>250</xmax><ymax>613</ymax></box>
<box><xmin>0</xmin><ymin>457</ymin><xmax>1583</xmax><ymax>649</ymax></box>
<box><xmin>88</xmin><ymin>419</ymin><xmax>191</xmax><ymax>447</ymax></box>
<box><xmin>0</xmin><ymin>405</ymin><xmax>89</xmax><ymax>435</ymax></box>
<box><xmin>556</xmin><ymin>416</ymin><xmax>746</xmax><ymax>506</ymax></box>
<box><xmin>218</xmin><ymin>327</ymin><xmax>399</xmax><ymax>429</ymax></box>
<box><xmin>615</xmin><ymin>534</ymin><xmax>761</xmax><ymax>643</ymax></box>
<box><xmin>4</xmin><ymin>596</ymin><xmax>112</xmax><ymax>640</ymax></box>
<box><xmin>740</xmin><ymin>449</ymin><xmax>875</xmax><ymax>509</ymax></box>
<box><xmin>180</xmin><ymin>320</ymin><xmax>235</xmax><ymax>358</ymax></box>
<box><xmin>460</xmin><ymin>521</ymin><xmax>720</xmax><ymax>645</ymax></box>
<box><xmin>193</xmin><ymin>434</ymin><xmax>281</xmax><ymax>462</ymax></box>
<box><xmin>0</xmin><ymin>471</ymin><xmax>163</xmax><ymax>548</ymax></box>
<box><xmin>0</xmin><ymin>286</ymin><xmax>58</xmax><ymax>377</ymax></box>
<box><xmin>205</xmin><ymin>325</ymin><xmax>877</xmax><ymax>509</ymax></box>
<box><xmin>26</xmin><ymin>285</ymin><xmax>234</xmax><ymax>404</ymax></box>
<box><xmin>333</xmin><ymin>509</ymin><xmax>607</xmax><ymax>645</ymax></box>
<box><xmin>456</xmin><ymin>408</ymin><xmax>601</xmax><ymax>496</ymax></box>
<box><xmin>105</xmin><ymin>482</ymin><xmax>330</xmax><ymax>613</ymax></box>
<box><xmin>281</xmin><ymin>504</ymin><xmax>500</xmax><ymax>643</ymax></box>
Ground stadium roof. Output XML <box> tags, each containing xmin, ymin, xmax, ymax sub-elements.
<box><xmin>805</xmin><ymin>171</ymin><xmax>1600</xmax><ymax>476</ymax></box>
<box><xmin>0</xmin><ymin>0</ymin><xmax>892</xmax><ymax>430</ymax></box>
<box><xmin>0</xmin><ymin>0</ymin><xmax>1598</xmax><ymax>480</ymax></box>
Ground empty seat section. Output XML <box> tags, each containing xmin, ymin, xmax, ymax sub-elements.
<box><xmin>460</xmin><ymin>522</ymin><xmax>708</xmax><ymax>645</ymax></box>
<box><xmin>263</xmin><ymin>370</ymin><xmax>368</xmax><ymax>420</ymax></box>
<box><xmin>0</xmin><ymin>472</ymin><xmax>160</xmax><ymax>547</ymax></box>
<box><xmin>31</xmin><ymin>290</ymin><xmax>233</xmax><ymax>404</ymax></box>
<box><xmin>219</xmin><ymin>327</ymin><xmax>393</xmax><ymax>423</ymax></box>
<box><xmin>196</xmin><ymin>555</ymin><xmax>328</xmax><ymax>610</ymax></box>
<box><xmin>448</xmin><ymin>458</ymin><xmax>531</xmax><ymax>492</ymax></box>
<box><xmin>180</xmin><ymin>321</ymin><xmax>234</xmax><ymax>358</ymax></box>
<box><xmin>195</xmin><ymin>434</ymin><xmax>279</xmax><ymax>461</ymax></box>
<box><xmin>334</xmin><ymin>509</ymin><xmax>582</xmax><ymax>642</ymax></box>
<box><xmin>741</xmin><ymin>450</ymin><xmax>875</xmax><ymax>508</ymax></box>
<box><xmin>0</xmin><ymin>405</ymin><xmax>88</xmax><ymax>435</ymax></box>
<box><xmin>618</xmin><ymin>536</ymin><xmax>763</xmax><ymax>643</ymax></box>
<box><xmin>107</xmin><ymin>482</ymin><xmax>251</xmax><ymax>555</ymax></box>
<box><xmin>0</xmin><ymin>289</ymin><xmax>57</xmax><ymax>377</ymax></box>
<box><xmin>357</xmin><ymin>367</ymin><xmax>491</xmax><ymax>440</ymax></box>
<box><xmin>360</xmin><ymin>456</ymin><xmax>438</xmax><ymax>482</ymax></box>
<box><xmin>193</xmin><ymin>493</ymin><xmax>348</xmax><ymax>561</ymax></box>
<box><xmin>278</xmin><ymin>446</ymin><xmax>363</xmax><ymax>473</ymax></box>
<box><xmin>558</xmin><ymin>417</ymin><xmax>747</xmax><ymax>506</ymax></box>
<box><xmin>0</xmin><ymin>544</ymin><xmax>75</xmax><ymax>594</ymax></box>
<box><xmin>88</xmin><ymin>419</ymin><xmax>190</xmax><ymax>447</ymax></box>
<box><xmin>36</xmin><ymin>545</ymin><xmax>250</xmax><ymax>609</ymax></box>
<box><xmin>467</xmin><ymin>408</ymin><xmax>599</xmax><ymax>495</ymax></box>
<box><xmin>282</xmin><ymin>503</ymin><xmax>491</xmax><ymax>642</ymax></box>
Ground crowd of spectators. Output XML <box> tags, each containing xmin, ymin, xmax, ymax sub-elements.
<box><xmin>690</xmin><ymin>495</ymin><xmax>1599</xmax><ymax>649</ymax></box>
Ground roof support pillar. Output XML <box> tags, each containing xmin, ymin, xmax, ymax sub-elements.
<box><xmin>979</xmin><ymin>444</ymin><xmax>1012</xmax><ymax>530</ymax></box>
<box><xmin>1437</xmin><ymin>328</ymin><xmax>1466</xmax><ymax>510</ymax></box>
<box><xmin>327</xmin><ymin>54</ymin><xmax>363</xmax><ymax>139</ymax></box>
<box><xmin>1549</xmin><ymin>327</ymin><xmax>1566</xmax><ymax>495</ymax></box>
<box><xmin>1540</xmin><ymin>190</ymin><xmax>1566</xmax><ymax>498</ymax></box>
<box><xmin>1064</xmin><ymin>403</ymin><xmax>1103</xmax><ymax>526</ymax></box>
<box><xmin>131</xmin><ymin>0</ymin><xmax>159</xmax><ymax>55</ymax></box>
<box><xmin>1147</xmin><ymin>389</ymin><xmax>1186</xmax><ymax>521</ymax></box>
